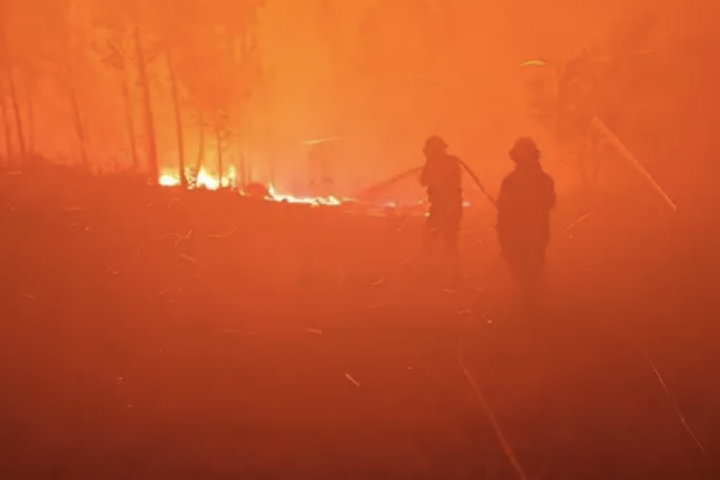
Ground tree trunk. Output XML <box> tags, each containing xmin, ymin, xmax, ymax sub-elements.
<box><xmin>193</xmin><ymin>112</ymin><xmax>204</xmax><ymax>187</ymax></box>
<box><xmin>0</xmin><ymin>76</ymin><xmax>13</xmax><ymax>164</ymax></box>
<box><xmin>235</xmin><ymin>153</ymin><xmax>241</xmax><ymax>191</ymax></box>
<box><xmin>121</xmin><ymin>71</ymin><xmax>139</xmax><ymax>171</ymax></box>
<box><xmin>133</xmin><ymin>25</ymin><xmax>159</xmax><ymax>184</ymax></box>
<box><xmin>66</xmin><ymin>61</ymin><xmax>89</xmax><ymax>169</ymax></box>
<box><xmin>0</xmin><ymin>28</ymin><xmax>25</xmax><ymax>162</ymax></box>
<box><xmin>25</xmin><ymin>82</ymin><xmax>34</xmax><ymax>154</ymax></box>
<box><xmin>246</xmin><ymin>155</ymin><xmax>253</xmax><ymax>183</ymax></box>
<box><xmin>5</xmin><ymin>64</ymin><xmax>25</xmax><ymax>161</ymax></box>
<box><xmin>238</xmin><ymin>143</ymin><xmax>246</xmax><ymax>188</ymax></box>
<box><xmin>236</xmin><ymin>143</ymin><xmax>244</xmax><ymax>191</ymax></box>
<box><xmin>215</xmin><ymin>125</ymin><xmax>223</xmax><ymax>188</ymax></box>
<box><xmin>165</xmin><ymin>49</ymin><xmax>187</xmax><ymax>188</ymax></box>
<box><xmin>69</xmin><ymin>86</ymin><xmax>89</xmax><ymax>168</ymax></box>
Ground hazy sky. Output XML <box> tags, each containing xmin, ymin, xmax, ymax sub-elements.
<box><xmin>254</xmin><ymin>0</ymin><xmax>646</xmax><ymax>190</ymax></box>
<box><xmin>4</xmin><ymin>0</ymin><xmax>715</xmax><ymax>195</ymax></box>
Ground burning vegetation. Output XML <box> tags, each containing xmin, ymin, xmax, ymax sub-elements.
<box><xmin>158</xmin><ymin>166</ymin><xmax>345</xmax><ymax>206</ymax></box>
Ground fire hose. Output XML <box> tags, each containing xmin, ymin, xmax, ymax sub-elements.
<box><xmin>356</xmin><ymin>160</ymin><xmax>497</xmax><ymax>208</ymax></box>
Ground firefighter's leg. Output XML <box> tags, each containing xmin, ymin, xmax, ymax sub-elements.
<box><xmin>423</xmin><ymin>215</ymin><xmax>442</xmax><ymax>264</ymax></box>
<box><xmin>441</xmin><ymin>207</ymin><xmax>462</xmax><ymax>261</ymax></box>
<box><xmin>440</xmin><ymin>227</ymin><xmax>463</xmax><ymax>284</ymax></box>
<box><xmin>507</xmin><ymin>247</ymin><xmax>546</xmax><ymax>316</ymax></box>
<box><xmin>440</xmin><ymin>223</ymin><xmax>460</xmax><ymax>272</ymax></box>
<box><xmin>504</xmin><ymin>247</ymin><xmax>532</xmax><ymax>294</ymax></box>
<box><xmin>501</xmin><ymin>252</ymin><xmax>530</xmax><ymax>319</ymax></box>
<box><xmin>505</xmin><ymin>255</ymin><xmax>526</xmax><ymax>291</ymax></box>
<box><xmin>443</xmin><ymin>228</ymin><xmax>460</xmax><ymax>258</ymax></box>
<box><xmin>524</xmin><ymin>249</ymin><xmax>547</xmax><ymax>308</ymax></box>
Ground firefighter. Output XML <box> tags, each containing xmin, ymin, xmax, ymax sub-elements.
<box><xmin>496</xmin><ymin>137</ymin><xmax>556</xmax><ymax>303</ymax></box>
<box><xmin>420</xmin><ymin>135</ymin><xmax>464</xmax><ymax>266</ymax></box>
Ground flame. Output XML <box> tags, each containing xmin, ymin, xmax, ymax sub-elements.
<box><xmin>158</xmin><ymin>167</ymin><xmax>344</xmax><ymax>206</ymax></box>
<box><xmin>266</xmin><ymin>184</ymin><xmax>343</xmax><ymax>206</ymax></box>
<box><xmin>158</xmin><ymin>168</ymin><xmax>472</xmax><ymax>212</ymax></box>
<box><xmin>159</xmin><ymin>166</ymin><xmax>237</xmax><ymax>190</ymax></box>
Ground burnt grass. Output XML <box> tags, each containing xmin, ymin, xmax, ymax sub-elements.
<box><xmin>0</xmin><ymin>168</ymin><xmax>718</xmax><ymax>480</ymax></box>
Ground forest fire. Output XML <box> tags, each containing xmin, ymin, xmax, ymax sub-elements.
<box><xmin>159</xmin><ymin>168</ymin><xmax>235</xmax><ymax>190</ymax></box>
<box><xmin>265</xmin><ymin>185</ymin><xmax>344</xmax><ymax>206</ymax></box>
<box><xmin>158</xmin><ymin>167</ymin><xmax>344</xmax><ymax>206</ymax></box>
<box><xmin>156</xmin><ymin>166</ymin><xmax>474</xmax><ymax>217</ymax></box>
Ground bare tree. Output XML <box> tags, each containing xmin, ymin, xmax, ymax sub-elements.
<box><xmin>0</xmin><ymin>25</ymin><xmax>26</xmax><ymax>161</ymax></box>
<box><xmin>164</xmin><ymin>48</ymin><xmax>187</xmax><ymax>187</ymax></box>
<box><xmin>172</xmin><ymin>0</ymin><xmax>263</xmax><ymax>189</ymax></box>
<box><xmin>132</xmin><ymin>24</ymin><xmax>159</xmax><ymax>183</ymax></box>
<box><xmin>193</xmin><ymin>109</ymin><xmax>206</xmax><ymax>184</ymax></box>
<box><xmin>94</xmin><ymin>33</ymin><xmax>140</xmax><ymax>172</ymax></box>
<box><xmin>3</xmin><ymin>0</ymin><xmax>99</xmax><ymax>168</ymax></box>
<box><xmin>146</xmin><ymin>0</ymin><xmax>204</xmax><ymax>188</ymax></box>
<box><xmin>91</xmin><ymin>0</ymin><xmax>163</xmax><ymax>182</ymax></box>
<box><xmin>0</xmin><ymin>67</ymin><xmax>13</xmax><ymax>163</ymax></box>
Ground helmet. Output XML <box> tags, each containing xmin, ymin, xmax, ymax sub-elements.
<box><xmin>424</xmin><ymin>135</ymin><xmax>448</xmax><ymax>153</ymax></box>
<box><xmin>509</xmin><ymin>137</ymin><xmax>540</xmax><ymax>163</ymax></box>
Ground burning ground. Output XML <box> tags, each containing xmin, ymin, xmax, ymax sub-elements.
<box><xmin>0</xmin><ymin>168</ymin><xmax>718</xmax><ymax>480</ymax></box>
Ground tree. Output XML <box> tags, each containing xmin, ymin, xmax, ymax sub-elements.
<box><xmin>2</xmin><ymin>0</ymin><xmax>96</xmax><ymax>168</ymax></box>
<box><xmin>164</xmin><ymin>48</ymin><xmax>187</xmax><ymax>187</ymax></box>
<box><xmin>0</xmin><ymin>20</ymin><xmax>26</xmax><ymax>161</ymax></box>
<box><xmin>90</xmin><ymin>0</ymin><xmax>163</xmax><ymax>183</ymax></box>
<box><xmin>227</xmin><ymin>24</ymin><xmax>263</xmax><ymax>187</ymax></box>
<box><xmin>171</xmin><ymin>37</ymin><xmax>213</xmax><ymax>186</ymax></box>
<box><xmin>144</xmin><ymin>0</ymin><xmax>213</xmax><ymax>188</ymax></box>
<box><xmin>0</xmin><ymin>66</ymin><xmax>13</xmax><ymax>163</ymax></box>
<box><xmin>20</xmin><ymin>63</ymin><xmax>38</xmax><ymax>154</ymax></box>
<box><xmin>132</xmin><ymin>23</ymin><xmax>160</xmax><ymax>183</ymax></box>
<box><xmin>94</xmin><ymin>33</ymin><xmax>140</xmax><ymax>172</ymax></box>
<box><xmin>172</xmin><ymin>0</ymin><xmax>264</xmax><ymax>188</ymax></box>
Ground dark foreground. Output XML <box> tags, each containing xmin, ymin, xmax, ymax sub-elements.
<box><xmin>0</xmin><ymin>171</ymin><xmax>718</xmax><ymax>480</ymax></box>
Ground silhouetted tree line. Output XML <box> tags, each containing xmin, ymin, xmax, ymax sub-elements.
<box><xmin>0</xmin><ymin>0</ymin><xmax>263</xmax><ymax>185</ymax></box>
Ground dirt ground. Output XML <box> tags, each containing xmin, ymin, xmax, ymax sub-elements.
<box><xmin>0</xmin><ymin>171</ymin><xmax>717</xmax><ymax>479</ymax></box>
